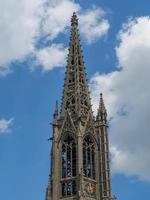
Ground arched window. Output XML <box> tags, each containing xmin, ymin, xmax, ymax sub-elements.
<box><xmin>61</xmin><ymin>135</ymin><xmax>76</xmax><ymax>197</ymax></box>
<box><xmin>83</xmin><ymin>135</ymin><xmax>95</xmax><ymax>179</ymax></box>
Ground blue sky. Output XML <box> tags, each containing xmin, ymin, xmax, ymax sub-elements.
<box><xmin>0</xmin><ymin>0</ymin><xmax>150</xmax><ymax>199</ymax></box>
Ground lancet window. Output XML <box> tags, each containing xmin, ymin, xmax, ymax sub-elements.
<box><xmin>83</xmin><ymin>135</ymin><xmax>95</xmax><ymax>179</ymax></box>
<box><xmin>61</xmin><ymin>135</ymin><xmax>76</xmax><ymax>197</ymax></box>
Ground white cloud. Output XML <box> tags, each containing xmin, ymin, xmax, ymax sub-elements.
<box><xmin>90</xmin><ymin>72</ymin><xmax>118</xmax><ymax>117</ymax></box>
<box><xmin>0</xmin><ymin>0</ymin><xmax>44</xmax><ymax>76</ymax></box>
<box><xmin>0</xmin><ymin>65</ymin><xmax>12</xmax><ymax>77</ymax></box>
<box><xmin>0</xmin><ymin>118</ymin><xmax>14</xmax><ymax>134</ymax></box>
<box><xmin>90</xmin><ymin>16</ymin><xmax>150</xmax><ymax>181</ymax></box>
<box><xmin>42</xmin><ymin>0</ymin><xmax>80</xmax><ymax>40</ymax></box>
<box><xmin>116</xmin><ymin>16</ymin><xmax>150</xmax><ymax>69</ymax></box>
<box><xmin>79</xmin><ymin>7</ymin><xmax>110</xmax><ymax>44</ymax></box>
<box><xmin>41</xmin><ymin>1</ymin><xmax>109</xmax><ymax>43</ymax></box>
<box><xmin>0</xmin><ymin>0</ymin><xmax>110</xmax><ymax>76</ymax></box>
<box><xmin>35</xmin><ymin>44</ymin><xmax>67</xmax><ymax>71</ymax></box>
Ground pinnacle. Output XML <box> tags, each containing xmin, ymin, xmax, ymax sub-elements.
<box><xmin>96</xmin><ymin>93</ymin><xmax>107</xmax><ymax>122</ymax></box>
<box><xmin>71</xmin><ymin>12</ymin><xmax>78</xmax><ymax>26</ymax></box>
<box><xmin>98</xmin><ymin>93</ymin><xmax>107</xmax><ymax>114</ymax></box>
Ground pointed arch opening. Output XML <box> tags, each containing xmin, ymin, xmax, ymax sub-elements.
<box><xmin>61</xmin><ymin>134</ymin><xmax>77</xmax><ymax>197</ymax></box>
<box><xmin>83</xmin><ymin>135</ymin><xmax>95</xmax><ymax>179</ymax></box>
<box><xmin>62</xmin><ymin>135</ymin><xmax>76</xmax><ymax>178</ymax></box>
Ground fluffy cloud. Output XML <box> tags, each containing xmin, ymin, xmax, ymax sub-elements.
<box><xmin>0</xmin><ymin>0</ymin><xmax>44</xmax><ymax>76</ymax></box>
<box><xmin>0</xmin><ymin>118</ymin><xmax>14</xmax><ymax>134</ymax></box>
<box><xmin>90</xmin><ymin>16</ymin><xmax>150</xmax><ymax>181</ymax></box>
<box><xmin>35</xmin><ymin>44</ymin><xmax>67</xmax><ymax>71</ymax></box>
<box><xmin>79</xmin><ymin>7</ymin><xmax>110</xmax><ymax>44</ymax></box>
<box><xmin>42</xmin><ymin>0</ymin><xmax>80</xmax><ymax>41</ymax></box>
<box><xmin>41</xmin><ymin>1</ymin><xmax>109</xmax><ymax>43</ymax></box>
<box><xmin>0</xmin><ymin>0</ymin><xmax>109</xmax><ymax>76</ymax></box>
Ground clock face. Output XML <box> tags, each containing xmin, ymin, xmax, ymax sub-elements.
<box><xmin>84</xmin><ymin>182</ymin><xmax>96</xmax><ymax>196</ymax></box>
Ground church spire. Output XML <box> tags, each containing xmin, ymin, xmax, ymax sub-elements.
<box><xmin>97</xmin><ymin>93</ymin><xmax>107</xmax><ymax>124</ymax></box>
<box><xmin>61</xmin><ymin>12</ymin><xmax>92</xmax><ymax>122</ymax></box>
<box><xmin>45</xmin><ymin>13</ymin><xmax>116</xmax><ymax>200</ymax></box>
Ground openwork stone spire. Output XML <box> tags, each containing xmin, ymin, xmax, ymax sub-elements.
<box><xmin>61</xmin><ymin>12</ymin><xmax>92</xmax><ymax>122</ymax></box>
<box><xmin>97</xmin><ymin>93</ymin><xmax>107</xmax><ymax>124</ymax></box>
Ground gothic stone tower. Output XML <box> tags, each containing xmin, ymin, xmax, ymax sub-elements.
<box><xmin>45</xmin><ymin>13</ymin><xmax>115</xmax><ymax>200</ymax></box>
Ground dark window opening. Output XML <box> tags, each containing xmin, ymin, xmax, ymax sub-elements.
<box><xmin>84</xmin><ymin>100</ymin><xmax>88</xmax><ymax>106</ymax></box>
<box><xmin>71</xmin><ymin>59</ymin><xmax>74</xmax><ymax>65</ymax></box>
<box><xmin>68</xmin><ymin>74</ymin><xmax>75</xmax><ymax>83</ymax></box>
<box><xmin>72</xmin><ymin>45</ymin><xmax>74</xmax><ymax>54</ymax></box>
<box><xmin>62</xmin><ymin>136</ymin><xmax>76</xmax><ymax>178</ymax></box>
<box><xmin>61</xmin><ymin>135</ymin><xmax>77</xmax><ymax>196</ymax></box>
<box><xmin>83</xmin><ymin>136</ymin><xmax>95</xmax><ymax>179</ymax></box>
<box><xmin>61</xmin><ymin>180</ymin><xmax>76</xmax><ymax>197</ymax></box>
<box><xmin>72</xmin><ymin>98</ymin><xmax>75</xmax><ymax>104</ymax></box>
<box><xmin>81</xmin><ymin>95</ymin><xmax>88</xmax><ymax>107</ymax></box>
<box><xmin>78</xmin><ymin>58</ymin><xmax>81</xmax><ymax>65</ymax></box>
<box><xmin>66</xmin><ymin>100</ymin><xmax>70</xmax><ymax>107</ymax></box>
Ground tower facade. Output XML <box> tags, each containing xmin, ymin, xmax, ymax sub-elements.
<box><xmin>46</xmin><ymin>13</ymin><xmax>115</xmax><ymax>200</ymax></box>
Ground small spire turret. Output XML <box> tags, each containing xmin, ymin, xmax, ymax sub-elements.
<box><xmin>97</xmin><ymin>93</ymin><xmax>107</xmax><ymax>123</ymax></box>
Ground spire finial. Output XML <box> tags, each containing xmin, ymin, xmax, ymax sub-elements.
<box><xmin>71</xmin><ymin>12</ymin><xmax>78</xmax><ymax>26</ymax></box>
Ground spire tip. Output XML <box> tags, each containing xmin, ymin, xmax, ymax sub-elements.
<box><xmin>98</xmin><ymin>93</ymin><xmax>107</xmax><ymax>114</ymax></box>
<box><xmin>71</xmin><ymin>12</ymin><xmax>78</xmax><ymax>26</ymax></box>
